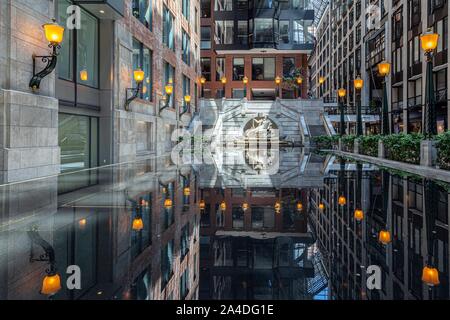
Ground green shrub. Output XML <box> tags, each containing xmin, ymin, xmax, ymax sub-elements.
<box><xmin>341</xmin><ymin>134</ymin><xmax>357</xmax><ymax>152</ymax></box>
<box><xmin>382</xmin><ymin>133</ymin><xmax>423</xmax><ymax>164</ymax></box>
<box><xmin>312</xmin><ymin>135</ymin><xmax>339</xmax><ymax>149</ymax></box>
<box><xmin>435</xmin><ymin>131</ymin><xmax>450</xmax><ymax>169</ymax></box>
<box><xmin>360</xmin><ymin>135</ymin><xmax>380</xmax><ymax>157</ymax></box>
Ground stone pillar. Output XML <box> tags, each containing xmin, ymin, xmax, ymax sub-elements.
<box><xmin>420</xmin><ymin>140</ymin><xmax>437</xmax><ymax>167</ymax></box>
<box><xmin>378</xmin><ymin>139</ymin><xmax>385</xmax><ymax>158</ymax></box>
<box><xmin>0</xmin><ymin>0</ymin><xmax>60</xmax><ymax>183</ymax></box>
<box><xmin>354</xmin><ymin>138</ymin><xmax>360</xmax><ymax>154</ymax></box>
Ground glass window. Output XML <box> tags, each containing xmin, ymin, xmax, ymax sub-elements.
<box><xmin>57</xmin><ymin>0</ymin><xmax>99</xmax><ymax>87</ymax></box>
<box><xmin>216</xmin><ymin>57</ymin><xmax>225</xmax><ymax>81</ymax></box>
<box><xmin>237</xmin><ymin>0</ymin><xmax>248</xmax><ymax>9</ymax></box>
<box><xmin>255</xmin><ymin>0</ymin><xmax>273</xmax><ymax>9</ymax></box>
<box><xmin>163</xmin><ymin>6</ymin><xmax>174</xmax><ymax>51</ymax></box>
<box><xmin>164</xmin><ymin>62</ymin><xmax>175</xmax><ymax>107</ymax></box>
<box><xmin>182</xmin><ymin>0</ymin><xmax>190</xmax><ymax>19</ymax></box>
<box><xmin>132</xmin><ymin>39</ymin><xmax>153</xmax><ymax>101</ymax></box>
<box><xmin>161</xmin><ymin>240</ymin><xmax>174</xmax><ymax>289</ymax></box>
<box><xmin>201</xmin><ymin>57</ymin><xmax>211</xmax><ymax>81</ymax></box>
<box><xmin>132</xmin><ymin>0</ymin><xmax>152</xmax><ymax>30</ymax></box>
<box><xmin>214</xmin><ymin>0</ymin><xmax>233</xmax><ymax>11</ymax></box>
<box><xmin>237</xmin><ymin>21</ymin><xmax>248</xmax><ymax>45</ymax></box>
<box><xmin>252</xmin><ymin>57</ymin><xmax>275</xmax><ymax>80</ymax></box>
<box><xmin>254</xmin><ymin>19</ymin><xmax>274</xmax><ymax>43</ymax></box>
<box><xmin>233</xmin><ymin>58</ymin><xmax>245</xmax><ymax>81</ymax></box>
<box><xmin>279</xmin><ymin>20</ymin><xmax>289</xmax><ymax>44</ymax></box>
<box><xmin>201</xmin><ymin>26</ymin><xmax>211</xmax><ymax>49</ymax></box>
<box><xmin>201</xmin><ymin>0</ymin><xmax>211</xmax><ymax>17</ymax></box>
<box><xmin>293</xmin><ymin>19</ymin><xmax>313</xmax><ymax>44</ymax></box>
<box><xmin>182</xmin><ymin>31</ymin><xmax>191</xmax><ymax>65</ymax></box>
<box><xmin>283</xmin><ymin>57</ymin><xmax>295</xmax><ymax>77</ymax></box>
<box><xmin>215</xmin><ymin>20</ymin><xmax>234</xmax><ymax>44</ymax></box>
<box><xmin>232</xmin><ymin>89</ymin><xmax>245</xmax><ymax>99</ymax></box>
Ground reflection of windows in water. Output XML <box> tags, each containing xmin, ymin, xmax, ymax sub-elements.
<box><xmin>232</xmin><ymin>206</ymin><xmax>244</xmax><ymax>229</ymax></box>
<box><xmin>251</xmin><ymin>206</ymin><xmax>275</xmax><ymax>229</ymax></box>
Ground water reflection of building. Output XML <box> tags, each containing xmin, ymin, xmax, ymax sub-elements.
<box><xmin>309</xmin><ymin>157</ymin><xmax>450</xmax><ymax>300</ymax></box>
<box><xmin>0</xmin><ymin>157</ymin><xmax>200</xmax><ymax>300</ymax></box>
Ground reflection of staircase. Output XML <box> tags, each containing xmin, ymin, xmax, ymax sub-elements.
<box><xmin>309</xmin><ymin>125</ymin><xmax>327</xmax><ymax>138</ymax></box>
<box><xmin>306</xmin><ymin>248</ymin><xmax>328</xmax><ymax>297</ymax></box>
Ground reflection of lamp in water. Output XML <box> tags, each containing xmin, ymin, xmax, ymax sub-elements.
<box><xmin>183</xmin><ymin>187</ymin><xmax>191</xmax><ymax>196</ymax></box>
<box><xmin>422</xmin><ymin>266</ymin><xmax>440</xmax><ymax>286</ymax></box>
<box><xmin>78</xmin><ymin>218</ymin><xmax>87</xmax><ymax>229</ymax></box>
<box><xmin>296</xmin><ymin>201</ymin><xmax>303</xmax><ymax>212</ymax></box>
<box><xmin>28</xmin><ymin>228</ymin><xmax>62</xmax><ymax>296</ymax></box>
<box><xmin>318</xmin><ymin>203</ymin><xmax>325</xmax><ymax>211</ymax></box>
<box><xmin>354</xmin><ymin>209</ymin><xmax>364</xmax><ymax>221</ymax></box>
<box><xmin>132</xmin><ymin>217</ymin><xmax>144</xmax><ymax>231</ymax></box>
<box><xmin>164</xmin><ymin>198</ymin><xmax>173</xmax><ymax>209</ymax></box>
<box><xmin>378</xmin><ymin>230</ymin><xmax>391</xmax><ymax>245</ymax></box>
<box><xmin>220</xmin><ymin>200</ymin><xmax>226</xmax><ymax>211</ymax></box>
<box><xmin>242</xmin><ymin>202</ymin><xmax>249</xmax><ymax>211</ymax></box>
<box><xmin>274</xmin><ymin>201</ymin><xmax>281</xmax><ymax>213</ymax></box>
<box><xmin>199</xmin><ymin>199</ymin><xmax>205</xmax><ymax>210</ymax></box>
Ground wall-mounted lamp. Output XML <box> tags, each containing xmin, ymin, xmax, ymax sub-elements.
<box><xmin>80</xmin><ymin>69</ymin><xmax>88</xmax><ymax>82</ymax></box>
<box><xmin>28</xmin><ymin>228</ymin><xmax>62</xmax><ymax>296</ymax></box>
<box><xmin>125</xmin><ymin>68</ymin><xmax>145</xmax><ymax>111</ymax></box>
<box><xmin>180</xmin><ymin>95</ymin><xmax>191</xmax><ymax>116</ymax></box>
<box><xmin>159</xmin><ymin>80</ymin><xmax>174</xmax><ymax>114</ymax></box>
<box><xmin>29</xmin><ymin>19</ymin><xmax>65</xmax><ymax>92</ymax></box>
<box><xmin>200</xmin><ymin>76</ymin><xmax>206</xmax><ymax>98</ymax></box>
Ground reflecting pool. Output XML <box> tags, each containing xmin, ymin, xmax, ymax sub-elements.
<box><xmin>0</xmin><ymin>150</ymin><xmax>449</xmax><ymax>300</ymax></box>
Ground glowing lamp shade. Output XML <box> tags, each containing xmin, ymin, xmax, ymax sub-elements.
<box><xmin>199</xmin><ymin>199</ymin><xmax>206</xmax><ymax>210</ymax></box>
<box><xmin>354</xmin><ymin>209</ymin><xmax>364</xmax><ymax>221</ymax></box>
<box><xmin>200</xmin><ymin>76</ymin><xmax>206</xmax><ymax>84</ymax></box>
<box><xmin>134</xmin><ymin>69</ymin><xmax>145</xmax><ymax>83</ymax></box>
<box><xmin>132</xmin><ymin>217</ymin><xmax>144</xmax><ymax>231</ymax></box>
<box><xmin>184</xmin><ymin>95</ymin><xmax>191</xmax><ymax>104</ymax></box>
<box><xmin>377</xmin><ymin>61</ymin><xmax>391</xmax><ymax>77</ymax></box>
<box><xmin>41</xmin><ymin>273</ymin><xmax>62</xmax><ymax>295</ymax></box>
<box><xmin>338</xmin><ymin>195</ymin><xmax>346</xmax><ymax>206</ymax></box>
<box><xmin>183</xmin><ymin>187</ymin><xmax>191</xmax><ymax>196</ymax></box>
<box><xmin>164</xmin><ymin>198</ymin><xmax>173</xmax><ymax>209</ymax></box>
<box><xmin>420</xmin><ymin>30</ymin><xmax>439</xmax><ymax>52</ymax></box>
<box><xmin>165</xmin><ymin>83</ymin><xmax>173</xmax><ymax>95</ymax></box>
<box><xmin>319</xmin><ymin>76</ymin><xmax>325</xmax><ymax>84</ymax></box>
<box><xmin>318</xmin><ymin>203</ymin><xmax>325</xmax><ymax>211</ymax></box>
<box><xmin>422</xmin><ymin>266</ymin><xmax>440</xmax><ymax>286</ymax></box>
<box><xmin>275</xmin><ymin>76</ymin><xmax>282</xmax><ymax>85</ymax></box>
<box><xmin>354</xmin><ymin>77</ymin><xmax>364</xmax><ymax>90</ymax></box>
<box><xmin>43</xmin><ymin>22</ymin><xmax>65</xmax><ymax>44</ymax></box>
<box><xmin>296</xmin><ymin>77</ymin><xmax>303</xmax><ymax>85</ymax></box>
<box><xmin>220</xmin><ymin>201</ymin><xmax>226</xmax><ymax>211</ymax></box>
<box><xmin>337</xmin><ymin>88</ymin><xmax>347</xmax><ymax>98</ymax></box>
<box><xmin>242</xmin><ymin>76</ymin><xmax>249</xmax><ymax>85</ymax></box>
<box><xmin>220</xmin><ymin>76</ymin><xmax>227</xmax><ymax>85</ymax></box>
<box><xmin>296</xmin><ymin>201</ymin><xmax>303</xmax><ymax>212</ymax></box>
<box><xmin>80</xmin><ymin>69</ymin><xmax>88</xmax><ymax>82</ymax></box>
<box><xmin>242</xmin><ymin>202</ymin><xmax>249</xmax><ymax>211</ymax></box>
<box><xmin>78</xmin><ymin>218</ymin><xmax>87</xmax><ymax>229</ymax></box>
<box><xmin>378</xmin><ymin>230</ymin><xmax>391</xmax><ymax>245</ymax></box>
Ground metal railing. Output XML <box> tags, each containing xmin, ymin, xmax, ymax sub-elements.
<box><xmin>324</xmin><ymin>105</ymin><xmax>381</xmax><ymax>115</ymax></box>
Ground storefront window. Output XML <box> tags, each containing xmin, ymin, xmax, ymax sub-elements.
<box><xmin>252</xmin><ymin>57</ymin><xmax>275</xmax><ymax>80</ymax></box>
<box><xmin>233</xmin><ymin>58</ymin><xmax>245</xmax><ymax>80</ymax></box>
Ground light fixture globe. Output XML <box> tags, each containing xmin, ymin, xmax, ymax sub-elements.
<box><xmin>242</xmin><ymin>76</ymin><xmax>249</xmax><ymax>85</ymax></box>
<box><xmin>318</xmin><ymin>203</ymin><xmax>325</xmax><ymax>211</ymax></box>
<box><xmin>220</xmin><ymin>76</ymin><xmax>227</xmax><ymax>85</ymax></box>
<box><xmin>338</xmin><ymin>195</ymin><xmax>346</xmax><ymax>206</ymax></box>
<box><xmin>319</xmin><ymin>76</ymin><xmax>325</xmax><ymax>85</ymax></box>
<box><xmin>132</xmin><ymin>217</ymin><xmax>144</xmax><ymax>231</ymax></box>
<box><xmin>420</xmin><ymin>29</ymin><xmax>439</xmax><ymax>52</ymax></box>
<box><xmin>200</xmin><ymin>76</ymin><xmax>206</xmax><ymax>84</ymax></box>
<box><xmin>377</xmin><ymin>61</ymin><xmax>391</xmax><ymax>77</ymax></box>
<box><xmin>337</xmin><ymin>88</ymin><xmax>347</xmax><ymax>98</ymax></box>
<box><xmin>134</xmin><ymin>69</ymin><xmax>145</xmax><ymax>83</ymax></box>
<box><xmin>242</xmin><ymin>202</ymin><xmax>249</xmax><ymax>211</ymax></box>
<box><xmin>41</xmin><ymin>273</ymin><xmax>62</xmax><ymax>295</ymax></box>
<box><xmin>80</xmin><ymin>69</ymin><xmax>88</xmax><ymax>82</ymax></box>
<box><xmin>296</xmin><ymin>201</ymin><xmax>303</xmax><ymax>212</ymax></box>
<box><xmin>354</xmin><ymin>209</ymin><xmax>364</xmax><ymax>221</ymax></box>
<box><xmin>274</xmin><ymin>201</ymin><xmax>282</xmax><ymax>213</ymax></box>
<box><xmin>165</xmin><ymin>83</ymin><xmax>173</xmax><ymax>95</ymax></box>
<box><xmin>199</xmin><ymin>199</ymin><xmax>206</xmax><ymax>210</ymax></box>
<box><xmin>422</xmin><ymin>266</ymin><xmax>440</xmax><ymax>286</ymax></box>
<box><xmin>354</xmin><ymin>77</ymin><xmax>364</xmax><ymax>90</ymax></box>
<box><xmin>164</xmin><ymin>198</ymin><xmax>173</xmax><ymax>209</ymax></box>
<box><xmin>296</xmin><ymin>77</ymin><xmax>303</xmax><ymax>85</ymax></box>
<box><xmin>378</xmin><ymin>230</ymin><xmax>391</xmax><ymax>245</ymax></box>
<box><xmin>184</xmin><ymin>95</ymin><xmax>191</xmax><ymax>104</ymax></box>
<box><xmin>220</xmin><ymin>200</ymin><xmax>226</xmax><ymax>211</ymax></box>
<box><xmin>43</xmin><ymin>21</ymin><xmax>65</xmax><ymax>45</ymax></box>
<box><xmin>183</xmin><ymin>187</ymin><xmax>191</xmax><ymax>196</ymax></box>
<box><xmin>275</xmin><ymin>76</ymin><xmax>282</xmax><ymax>85</ymax></box>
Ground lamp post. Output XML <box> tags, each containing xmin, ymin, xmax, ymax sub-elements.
<box><xmin>125</xmin><ymin>68</ymin><xmax>145</xmax><ymax>110</ymax></box>
<box><xmin>180</xmin><ymin>95</ymin><xmax>191</xmax><ymax>116</ymax></box>
<box><xmin>220</xmin><ymin>76</ymin><xmax>227</xmax><ymax>98</ymax></box>
<box><xmin>319</xmin><ymin>76</ymin><xmax>325</xmax><ymax>97</ymax></box>
<box><xmin>377</xmin><ymin>61</ymin><xmax>391</xmax><ymax>135</ymax></box>
<box><xmin>338</xmin><ymin>88</ymin><xmax>347</xmax><ymax>136</ymax></box>
<box><xmin>275</xmin><ymin>76</ymin><xmax>282</xmax><ymax>99</ymax></box>
<box><xmin>242</xmin><ymin>76</ymin><xmax>248</xmax><ymax>99</ymax></box>
<box><xmin>159</xmin><ymin>80</ymin><xmax>173</xmax><ymax>113</ymax></box>
<box><xmin>200</xmin><ymin>76</ymin><xmax>206</xmax><ymax>98</ymax></box>
<box><xmin>421</xmin><ymin>29</ymin><xmax>439</xmax><ymax>138</ymax></box>
<box><xmin>29</xmin><ymin>19</ymin><xmax>65</xmax><ymax>91</ymax></box>
<box><xmin>354</xmin><ymin>76</ymin><xmax>364</xmax><ymax>136</ymax></box>
<box><xmin>296</xmin><ymin>76</ymin><xmax>303</xmax><ymax>98</ymax></box>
